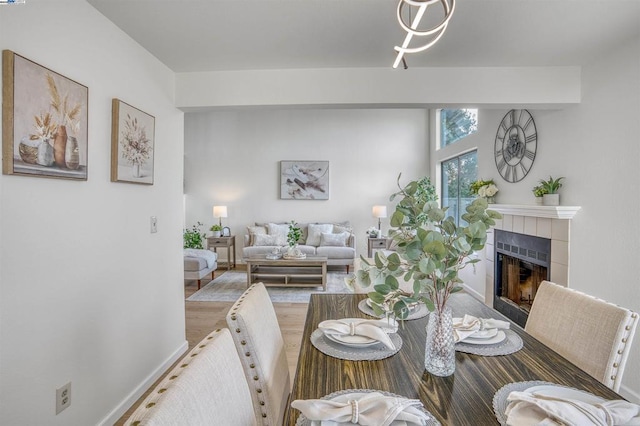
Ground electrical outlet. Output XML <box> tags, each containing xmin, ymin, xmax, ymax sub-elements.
<box><xmin>56</xmin><ymin>382</ymin><xmax>71</xmax><ymax>414</ymax></box>
<box><xmin>150</xmin><ymin>216</ymin><xmax>158</xmax><ymax>233</ymax></box>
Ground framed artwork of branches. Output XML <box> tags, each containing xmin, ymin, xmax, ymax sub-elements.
<box><xmin>2</xmin><ymin>50</ymin><xmax>88</xmax><ymax>180</ymax></box>
<box><xmin>280</xmin><ymin>160</ymin><xmax>329</xmax><ymax>200</ymax></box>
<box><xmin>110</xmin><ymin>99</ymin><xmax>155</xmax><ymax>185</ymax></box>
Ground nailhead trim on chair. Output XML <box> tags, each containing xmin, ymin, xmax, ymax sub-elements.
<box><xmin>125</xmin><ymin>328</ymin><xmax>224</xmax><ymax>425</ymax></box>
<box><xmin>228</xmin><ymin>284</ymin><xmax>270</xmax><ymax>424</ymax></box>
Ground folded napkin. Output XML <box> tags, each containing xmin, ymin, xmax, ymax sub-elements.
<box><xmin>318</xmin><ymin>318</ymin><xmax>398</xmax><ymax>350</ymax></box>
<box><xmin>291</xmin><ymin>391</ymin><xmax>430</xmax><ymax>426</ymax></box>
<box><xmin>505</xmin><ymin>386</ymin><xmax>640</xmax><ymax>426</ymax></box>
<box><xmin>453</xmin><ymin>314</ymin><xmax>510</xmax><ymax>343</ymax></box>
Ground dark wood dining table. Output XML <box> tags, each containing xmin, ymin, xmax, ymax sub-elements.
<box><xmin>284</xmin><ymin>292</ymin><xmax>624</xmax><ymax>425</ymax></box>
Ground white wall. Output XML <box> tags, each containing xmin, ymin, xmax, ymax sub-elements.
<box><xmin>184</xmin><ymin>108</ymin><xmax>429</xmax><ymax>258</ymax></box>
<box><xmin>0</xmin><ymin>1</ymin><xmax>186</xmax><ymax>424</ymax></box>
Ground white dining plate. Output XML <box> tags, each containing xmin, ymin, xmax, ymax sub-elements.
<box><xmin>324</xmin><ymin>333</ymin><xmax>380</xmax><ymax>348</ymax></box>
<box><xmin>366</xmin><ymin>298</ymin><xmax>418</xmax><ymax>311</ymax></box>
<box><xmin>469</xmin><ymin>328</ymin><xmax>499</xmax><ymax>339</ymax></box>
<box><xmin>461</xmin><ymin>330</ymin><xmax>506</xmax><ymax>345</ymax></box>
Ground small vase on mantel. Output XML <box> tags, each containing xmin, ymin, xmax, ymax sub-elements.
<box><xmin>542</xmin><ymin>194</ymin><xmax>560</xmax><ymax>206</ymax></box>
<box><xmin>424</xmin><ymin>305</ymin><xmax>455</xmax><ymax>377</ymax></box>
<box><xmin>485</xmin><ymin>196</ymin><xmax>495</xmax><ymax>204</ymax></box>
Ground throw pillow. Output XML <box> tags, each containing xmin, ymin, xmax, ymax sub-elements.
<box><xmin>253</xmin><ymin>234</ymin><xmax>279</xmax><ymax>246</ymax></box>
<box><xmin>320</xmin><ymin>232</ymin><xmax>349</xmax><ymax>247</ymax></box>
<box><xmin>247</xmin><ymin>226</ymin><xmax>267</xmax><ymax>246</ymax></box>
<box><xmin>333</xmin><ymin>224</ymin><xmax>353</xmax><ymax>234</ymax></box>
<box><xmin>306</xmin><ymin>223</ymin><xmax>334</xmax><ymax>246</ymax></box>
<box><xmin>267</xmin><ymin>223</ymin><xmax>289</xmax><ymax>246</ymax></box>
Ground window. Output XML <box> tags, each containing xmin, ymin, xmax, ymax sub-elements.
<box><xmin>439</xmin><ymin>109</ymin><xmax>478</xmax><ymax>148</ymax></box>
<box><xmin>441</xmin><ymin>150</ymin><xmax>477</xmax><ymax>226</ymax></box>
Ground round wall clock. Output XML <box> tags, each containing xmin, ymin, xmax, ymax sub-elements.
<box><xmin>494</xmin><ymin>109</ymin><xmax>537</xmax><ymax>183</ymax></box>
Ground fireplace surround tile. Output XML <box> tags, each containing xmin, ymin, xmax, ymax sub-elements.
<box><xmin>551</xmin><ymin>262</ymin><xmax>569</xmax><ymax>286</ymax></box>
<box><xmin>551</xmin><ymin>240</ymin><xmax>569</xmax><ymax>265</ymax></box>
<box><xmin>536</xmin><ymin>218</ymin><xmax>552</xmax><ymax>239</ymax></box>
<box><xmin>513</xmin><ymin>215</ymin><xmax>525</xmax><ymax>234</ymax></box>
<box><xmin>502</xmin><ymin>214</ymin><xmax>513</xmax><ymax>231</ymax></box>
<box><xmin>552</xmin><ymin>219</ymin><xmax>570</xmax><ymax>242</ymax></box>
<box><xmin>524</xmin><ymin>216</ymin><xmax>537</xmax><ymax>235</ymax></box>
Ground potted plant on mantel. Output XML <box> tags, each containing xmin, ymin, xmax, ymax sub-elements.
<box><xmin>210</xmin><ymin>224</ymin><xmax>222</xmax><ymax>237</ymax></box>
<box><xmin>346</xmin><ymin>174</ymin><xmax>501</xmax><ymax>377</ymax></box>
<box><xmin>532</xmin><ymin>184</ymin><xmax>547</xmax><ymax>205</ymax></box>
<box><xmin>538</xmin><ymin>176</ymin><xmax>564</xmax><ymax>206</ymax></box>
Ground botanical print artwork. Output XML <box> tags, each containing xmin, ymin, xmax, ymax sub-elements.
<box><xmin>2</xmin><ymin>50</ymin><xmax>88</xmax><ymax>179</ymax></box>
<box><xmin>280</xmin><ymin>161</ymin><xmax>329</xmax><ymax>200</ymax></box>
<box><xmin>111</xmin><ymin>99</ymin><xmax>155</xmax><ymax>185</ymax></box>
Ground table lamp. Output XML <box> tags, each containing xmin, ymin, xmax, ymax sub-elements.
<box><xmin>372</xmin><ymin>205</ymin><xmax>387</xmax><ymax>232</ymax></box>
<box><xmin>213</xmin><ymin>205</ymin><xmax>227</xmax><ymax>227</ymax></box>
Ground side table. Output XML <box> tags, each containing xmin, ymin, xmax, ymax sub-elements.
<box><xmin>367</xmin><ymin>237</ymin><xmax>389</xmax><ymax>258</ymax></box>
<box><xmin>207</xmin><ymin>235</ymin><xmax>236</xmax><ymax>270</ymax></box>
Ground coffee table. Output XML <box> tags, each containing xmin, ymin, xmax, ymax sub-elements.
<box><xmin>246</xmin><ymin>255</ymin><xmax>327</xmax><ymax>291</ymax></box>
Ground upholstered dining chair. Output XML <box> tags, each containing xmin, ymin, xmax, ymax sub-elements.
<box><xmin>226</xmin><ymin>283</ymin><xmax>290</xmax><ymax>426</ymax></box>
<box><xmin>525</xmin><ymin>280</ymin><xmax>638</xmax><ymax>392</ymax></box>
<box><xmin>124</xmin><ymin>328</ymin><xmax>257</xmax><ymax>426</ymax></box>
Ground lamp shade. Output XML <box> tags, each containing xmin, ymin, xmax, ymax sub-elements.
<box><xmin>213</xmin><ymin>205</ymin><xmax>228</xmax><ymax>218</ymax></box>
<box><xmin>372</xmin><ymin>205</ymin><xmax>388</xmax><ymax>218</ymax></box>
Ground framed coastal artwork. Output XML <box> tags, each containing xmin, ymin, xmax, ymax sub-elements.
<box><xmin>2</xmin><ymin>50</ymin><xmax>89</xmax><ymax>180</ymax></box>
<box><xmin>110</xmin><ymin>99</ymin><xmax>155</xmax><ymax>185</ymax></box>
<box><xmin>280</xmin><ymin>160</ymin><xmax>329</xmax><ymax>200</ymax></box>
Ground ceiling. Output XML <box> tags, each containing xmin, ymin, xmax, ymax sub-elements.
<box><xmin>87</xmin><ymin>0</ymin><xmax>640</xmax><ymax>73</ymax></box>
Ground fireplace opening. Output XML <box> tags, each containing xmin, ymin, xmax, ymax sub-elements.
<box><xmin>494</xmin><ymin>230</ymin><xmax>550</xmax><ymax>327</ymax></box>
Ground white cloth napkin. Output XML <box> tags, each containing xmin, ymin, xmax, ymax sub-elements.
<box><xmin>318</xmin><ymin>318</ymin><xmax>398</xmax><ymax>350</ymax></box>
<box><xmin>291</xmin><ymin>391</ymin><xmax>430</xmax><ymax>426</ymax></box>
<box><xmin>452</xmin><ymin>314</ymin><xmax>510</xmax><ymax>343</ymax></box>
<box><xmin>505</xmin><ymin>386</ymin><xmax>640</xmax><ymax>426</ymax></box>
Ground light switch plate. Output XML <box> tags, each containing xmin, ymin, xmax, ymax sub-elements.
<box><xmin>150</xmin><ymin>216</ymin><xmax>158</xmax><ymax>233</ymax></box>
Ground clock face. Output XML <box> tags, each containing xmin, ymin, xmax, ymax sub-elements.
<box><xmin>494</xmin><ymin>109</ymin><xmax>537</xmax><ymax>183</ymax></box>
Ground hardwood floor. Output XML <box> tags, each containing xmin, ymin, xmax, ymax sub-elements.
<box><xmin>114</xmin><ymin>270</ymin><xmax>308</xmax><ymax>425</ymax></box>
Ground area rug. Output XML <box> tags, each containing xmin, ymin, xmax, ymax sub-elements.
<box><xmin>186</xmin><ymin>271</ymin><xmax>352</xmax><ymax>303</ymax></box>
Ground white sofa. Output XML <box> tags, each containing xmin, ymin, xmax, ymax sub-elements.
<box><xmin>242</xmin><ymin>222</ymin><xmax>356</xmax><ymax>272</ymax></box>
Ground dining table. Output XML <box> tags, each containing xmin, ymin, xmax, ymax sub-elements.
<box><xmin>284</xmin><ymin>292</ymin><xmax>625</xmax><ymax>425</ymax></box>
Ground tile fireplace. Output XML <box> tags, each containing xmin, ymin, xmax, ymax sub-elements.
<box><xmin>494</xmin><ymin>230</ymin><xmax>550</xmax><ymax>327</ymax></box>
<box><xmin>482</xmin><ymin>204</ymin><xmax>581</xmax><ymax>327</ymax></box>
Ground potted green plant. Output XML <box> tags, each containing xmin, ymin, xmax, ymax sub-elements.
<box><xmin>286</xmin><ymin>221</ymin><xmax>303</xmax><ymax>258</ymax></box>
<box><xmin>210</xmin><ymin>224</ymin><xmax>222</xmax><ymax>237</ymax></box>
<box><xmin>346</xmin><ymin>175</ymin><xmax>501</xmax><ymax>377</ymax></box>
<box><xmin>538</xmin><ymin>176</ymin><xmax>564</xmax><ymax>206</ymax></box>
<box><xmin>184</xmin><ymin>222</ymin><xmax>206</xmax><ymax>249</ymax></box>
<box><xmin>532</xmin><ymin>184</ymin><xmax>548</xmax><ymax>205</ymax></box>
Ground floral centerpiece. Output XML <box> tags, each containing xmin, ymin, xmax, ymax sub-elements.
<box><xmin>470</xmin><ymin>179</ymin><xmax>498</xmax><ymax>203</ymax></box>
<box><xmin>346</xmin><ymin>174</ymin><xmax>501</xmax><ymax>376</ymax></box>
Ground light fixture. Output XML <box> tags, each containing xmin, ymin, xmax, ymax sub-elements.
<box><xmin>372</xmin><ymin>205</ymin><xmax>388</xmax><ymax>231</ymax></box>
<box><xmin>213</xmin><ymin>205</ymin><xmax>227</xmax><ymax>227</ymax></box>
<box><xmin>393</xmin><ymin>0</ymin><xmax>456</xmax><ymax>69</ymax></box>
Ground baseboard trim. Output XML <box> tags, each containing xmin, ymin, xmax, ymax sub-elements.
<box><xmin>97</xmin><ymin>340</ymin><xmax>189</xmax><ymax>426</ymax></box>
<box><xmin>620</xmin><ymin>383</ymin><xmax>640</xmax><ymax>404</ymax></box>
<box><xmin>463</xmin><ymin>284</ymin><xmax>486</xmax><ymax>304</ymax></box>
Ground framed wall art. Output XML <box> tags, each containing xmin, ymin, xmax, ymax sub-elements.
<box><xmin>111</xmin><ymin>99</ymin><xmax>155</xmax><ymax>185</ymax></box>
<box><xmin>2</xmin><ymin>50</ymin><xmax>89</xmax><ymax>180</ymax></box>
<box><xmin>280</xmin><ymin>160</ymin><xmax>329</xmax><ymax>200</ymax></box>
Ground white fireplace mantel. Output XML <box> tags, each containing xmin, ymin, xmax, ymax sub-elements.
<box><xmin>488</xmin><ymin>204</ymin><xmax>581</xmax><ymax>220</ymax></box>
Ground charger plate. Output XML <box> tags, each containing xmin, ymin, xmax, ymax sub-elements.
<box><xmin>295</xmin><ymin>389</ymin><xmax>441</xmax><ymax>426</ymax></box>
<box><xmin>311</xmin><ymin>329</ymin><xmax>402</xmax><ymax>361</ymax></box>
<box><xmin>455</xmin><ymin>329</ymin><xmax>523</xmax><ymax>356</ymax></box>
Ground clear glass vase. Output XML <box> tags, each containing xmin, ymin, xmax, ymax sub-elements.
<box><xmin>424</xmin><ymin>305</ymin><xmax>455</xmax><ymax>376</ymax></box>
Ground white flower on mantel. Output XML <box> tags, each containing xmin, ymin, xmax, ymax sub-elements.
<box><xmin>478</xmin><ymin>186</ymin><xmax>487</xmax><ymax>197</ymax></box>
<box><xmin>484</xmin><ymin>184</ymin><xmax>498</xmax><ymax>197</ymax></box>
